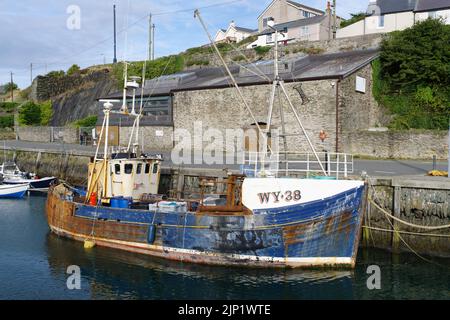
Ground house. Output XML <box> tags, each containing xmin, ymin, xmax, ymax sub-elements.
<box><xmin>247</xmin><ymin>14</ymin><xmax>340</xmax><ymax>48</ymax></box>
<box><xmin>258</xmin><ymin>0</ymin><xmax>325</xmax><ymax>32</ymax></box>
<box><xmin>98</xmin><ymin>49</ymin><xmax>381</xmax><ymax>154</ymax></box>
<box><xmin>337</xmin><ymin>0</ymin><xmax>450</xmax><ymax>38</ymax></box>
<box><xmin>214</xmin><ymin>21</ymin><xmax>256</xmax><ymax>43</ymax></box>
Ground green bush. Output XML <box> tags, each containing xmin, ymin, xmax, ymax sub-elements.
<box><xmin>19</xmin><ymin>102</ymin><xmax>42</xmax><ymax>125</ymax></box>
<box><xmin>39</xmin><ymin>100</ymin><xmax>53</xmax><ymax>125</ymax></box>
<box><xmin>46</xmin><ymin>70</ymin><xmax>65</xmax><ymax>78</ymax></box>
<box><xmin>0</xmin><ymin>102</ymin><xmax>18</xmax><ymax>112</ymax></box>
<box><xmin>253</xmin><ymin>46</ymin><xmax>271</xmax><ymax>55</ymax></box>
<box><xmin>3</xmin><ymin>82</ymin><xmax>18</xmax><ymax>92</ymax></box>
<box><xmin>340</xmin><ymin>13</ymin><xmax>366</xmax><ymax>28</ymax></box>
<box><xmin>237</xmin><ymin>35</ymin><xmax>257</xmax><ymax>46</ymax></box>
<box><xmin>185</xmin><ymin>59</ymin><xmax>210</xmax><ymax>67</ymax></box>
<box><xmin>113</xmin><ymin>55</ymin><xmax>185</xmax><ymax>88</ymax></box>
<box><xmin>67</xmin><ymin>64</ymin><xmax>81</xmax><ymax>76</ymax></box>
<box><xmin>374</xmin><ymin>19</ymin><xmax>450</xmax><ymax>130</ymax></box>
<box><xmin>73</xmin><ymin>115</ymin><xmax>98</xmax><ymax>128</ymax></box>
<box><xmin>0</xmin><ymin>115</ymin><xmax>14</xmax><ymax>128</ymax></box>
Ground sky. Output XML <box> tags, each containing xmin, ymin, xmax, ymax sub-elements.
<box><xmin>0</xmin><ymin>0</ymin><xmax>368</xmax><ymax>89</ymax></box>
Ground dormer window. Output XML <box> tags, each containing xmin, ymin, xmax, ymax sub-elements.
<box><xmin>263</xmin><ymin>17</ymin><xmax>273</xmax><ymax>28</ymax></box>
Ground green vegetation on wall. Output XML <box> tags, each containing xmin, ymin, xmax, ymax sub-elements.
<box><xmin>374</xmin><ymin>19</ymin><xmax>450</xmax><ymax>130</ymax></box>
<box><xmin>72</xmin><ymin>115</ymin><xmax>98</xmax><ymax>128</ymax></box>
<box><xmin>340</xmin><ymin>13</ymin><xmax>366</xmax><ymax>28</ymax></box>
<box><xmin>113</xmin><ymin>55</ymin><xmax>185</xmax><ymax>88</ymax></box>
<box><xmin>18</xmin><ymin>100</ymin><xmax>53</xmax><ymax>126</ymax></box>
<box><xmin>253</xmin><ymin>46</ymin><xmax>271</xmax><ymax>55</ymax></box>
<box><xmin>67</xmin><ymin>64</ymin><xmax>81</xmax><ymax>76</ymax></box>
<box><xmin>0</xmin><ymin>115</ymin><xmax>14</xmax><ymax>128</ymax></box>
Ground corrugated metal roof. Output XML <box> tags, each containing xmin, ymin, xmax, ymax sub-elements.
<box><xmin>415</xmin><ymin>0</ymin><xmax>450</xmax><ymax>12</ymax></box>
<box><xmin>101</xmin><ymin>49</ymin><xmax>379</xmax><ymax>100</ymax></box>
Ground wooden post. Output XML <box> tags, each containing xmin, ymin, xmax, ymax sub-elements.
<box><xmin>35</xmin><ymin>151</ymin><xmax>42</xmax><ymax>173</ymax></box>
<box><xmin>392</xmin><ymin>186</ymin><xmax>401</xmax><ymax>254</ymax></box>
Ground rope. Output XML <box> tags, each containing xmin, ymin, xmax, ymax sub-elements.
<box><xmin>363</xmin><ymin>226</ymin><xmax>450</xmax><ymax>238</ymax></box>
<box><xmin>368</xmin><ymin>197</ymin><xmax>450</xmax><ymax>231</ymax></box>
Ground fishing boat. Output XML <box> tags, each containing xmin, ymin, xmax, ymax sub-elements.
<box><xmin>0</xmin><ymin>162</ymin><xmax>56</xmax><ymax>189</ymax></box>
<box><xmin>0</xmin><ymin>183</ymin><xmax>29</xmax><ymax>199</ymax></box>
<box><xmin>46</xmin><ymin>12</ymin><xmax>366</xmax><ymax>268</ymax></box>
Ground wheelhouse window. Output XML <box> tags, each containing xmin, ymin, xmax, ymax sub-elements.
<box><xmin>124</xmin><ymin>164</ymin><xmax>133</xmax><ymax>174</ymax></box>
<box><xmin>114</xmin><ymin>164</ymin><xmax>121</xmax><ymax>175</ymax></box>
<box><xmin>136</xmin><ymin>163</ymin><xmax>142</xmax><ymax>174</ymax></box>
<box><xmin>145</xmin><ymin>164</ymin><xmax>150</xmax><ymax>174</ymax></box>
<box><xmin>152</xmin><ymin>163</ymin><xmax>159</xmax><ymax>174</ymax></box>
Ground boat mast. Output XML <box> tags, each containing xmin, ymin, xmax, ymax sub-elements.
<box><xmin>266</xmin><ymin>19</ymin><xmax>328</xmax><ymax>176</ymax></box>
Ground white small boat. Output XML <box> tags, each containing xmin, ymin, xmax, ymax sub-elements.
<box><xmin>0</xmin><ymin>162</ymin><xmax>56</xmax><ymax>189</ymax></box>
<box><xmin>0</xmin><ymin>183</ymin><xmax>29</xmax><ymax>199</ymax></box>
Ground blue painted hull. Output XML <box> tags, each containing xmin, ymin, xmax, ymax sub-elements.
<box><xmin>0</xmin><ymin>190</ymin><xmax>27</xmax><ymax>199</ymax></box>
<box><xmin>47</xmin><ymin>184</ymin><xmax>366</xmax><ymax>268</ymax></box>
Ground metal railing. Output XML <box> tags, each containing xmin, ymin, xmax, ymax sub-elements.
<box><xmin>242</xmin><ymin>151</ymin><xmax>354</xmax><ymax>179</ymax></box>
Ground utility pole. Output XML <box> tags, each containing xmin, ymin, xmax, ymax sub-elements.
<box><xmin>148</xmin><ymin>13</ymin><xmax>152</xmax><ymax>60</ymax></box>
<box><xmin>152</xmin><ymin>23</ymin><xmax>155</xmax><ymax>60</ymax></box>
<box><xmin>10</xmin><ymin>72</ymin><xmax>14</xmax><ymax>103</ymax></box>
<box><xmin>332</xmin><ymin>0</ymin><xmax>337</xmax><ymax>39</ymax></box>
<box><xmin>30</xmin><ymin>63</ymin><xmax>33</xmax><ymax>84</ymax></box>
<box><xmin>113</xmin><ymin>4</ymin><xmax>117</xmax><ymax>64</ymax></box>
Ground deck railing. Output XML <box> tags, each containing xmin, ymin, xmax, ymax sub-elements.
<box><xmin>242</xmin><ymin>151</ymin><xmax>354</xmax><ymax>179</ymax></box>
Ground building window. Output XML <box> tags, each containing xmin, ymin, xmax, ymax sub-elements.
<box><xmin>125</xmin><ymin>96</ymin><xmax>172</xmax><ymax>125</ymax></box>
<box><xmin>263</xmin><ymin>17</ymin><xmax>273</xmax><ymax>28</ymax></box>
<box><xmin>267</xmin><ymin>34</ymin><xmax>273</xmax><ymax>43</ymax></box>
<box><xmin>136</xmin><ymin>163</ymin><xmax>142</xmax><ymax>174</ymax></box>
<box><xmin>378</xmin><ymin>15</ymin><xmax>385</xmax><ymax>27</ymax></box>
<box><xmin>303</xmin><ymin>10</ymin><xmax>310</xmax><ymax>18</ymax></box>
<box><xmin>124</xmin><ymin>164</ymin><xmax>133</xmax><ymax>174</ymax></box>
<box><xmin>301</xmin><ymin>26</ymin><xmax>309</xmax><ymax>38</ymax></box>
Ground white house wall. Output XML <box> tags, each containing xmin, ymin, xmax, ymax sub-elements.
<box><xmin>337</xmin><ymin>20</ymin><xmax>365</xmax><ymax>38</ymax></box>
<box><xmin>415</xmin><ymin>9</ymin><xmax>450</xmax><ymax>24</ymax></box>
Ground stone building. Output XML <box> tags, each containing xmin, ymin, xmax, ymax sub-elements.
<box><xmin>98</xmin><ymin>49</ymin><xmax>381</xmax><ymax>157</ymax></box>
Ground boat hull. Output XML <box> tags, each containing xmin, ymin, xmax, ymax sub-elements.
<box><xmin>0</xmin><ymin>184</ymin><xmax>28</xmax><ymax>198</ymax></box>
<box><xmin>46</xmin><ymin>183</ymin><xmax>366</xmax><ymax>268</ymax></box>
<box><xmin>5</xmin><ymin>177</ymin><xmax>56</xmax><ymax>189</ymax></box>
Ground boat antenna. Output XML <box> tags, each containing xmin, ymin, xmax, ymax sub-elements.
<box><xmin>194</xmin><ymin>9</ymin><xmax>272</xmax><ymax>156</ymax></box>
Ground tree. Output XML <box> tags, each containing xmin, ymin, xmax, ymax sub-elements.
<box><xmin>380</xmin><ymin>18</ymin><xmax>450</xmax><ymax>91</ymax></box>
<box><xmin>67</xmin><ymin>64</ymin><xmax>81</xmax><ymax>76</ymax></box>
<box><xmin>4</xmin><ymin>82</ymin><xmax>18</xmax><ymax>92</ymax></box>
<box><xmin>340</xmin><ymin>13</ymin><xmax>366</xmax><ymax>28</ymax></box>
<box><xmin>375</xmin><ymin>18</ymin><xmax>450</xmax><ymax>130</ymax></box>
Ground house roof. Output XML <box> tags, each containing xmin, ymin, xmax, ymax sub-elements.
<box><xmin>101</xmin><ymin>49</ymin><xmax>379</xmax><ymax>100</ymax></box>
<box><xmin>258</xmin><ymin>0</ymin><xmax>324</xmax><ymax>19</ymax></box>
<box><xmin>287</xmin><ymin>1</ymin><xmax>325</xmax><ymax>14</ymax></box>
<box><xmin>259</xmin><ymin>15</ymin><xmax>327</xmax><ymax>35</ymax></box>
<box><xmin>234</xmin><ymin>26</ymin><xmax>257</xmax><ymax>33</ymax></box>
<box><xmin>368</xmin><ymin>0</ymin><xmax>417</xmax><ymax>15</ymax></box>
<box><xmin>414</xmin><ymin>0</ymin><xmax>450</xmax><ymax>12</ymax></box>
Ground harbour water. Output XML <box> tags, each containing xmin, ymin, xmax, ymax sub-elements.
<box><xmin>0</xmin><ymin>195</ymin><xmax>449</xmax><ymax>300</ymax></box>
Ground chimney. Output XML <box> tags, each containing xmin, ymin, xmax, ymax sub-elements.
<box><xmin>230</xmin><ymin>20</ymin><xmax>235</xmax><ymax>28</ymax></box>
<box><xmin>326</xmin><ymin>1</ymin><xmax>331</xmax><ymax>15</ymax></box>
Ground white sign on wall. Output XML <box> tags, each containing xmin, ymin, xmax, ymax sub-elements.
<box><xmin>356</xmin><ymin>76</ymin><xmax>366</xmax><ymax>93</ymax></box>
<box><xmin>155</xmin><ymin>130</ymin><xmax>164</xmax><ymax>137</ymax></box>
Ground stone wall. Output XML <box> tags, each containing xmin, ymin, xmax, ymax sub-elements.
<box><xmin>173</xmin><ymin>79</ymin><xmax>340</xmax><ymax>153</ymax></box>
<box><xmin>119</xmin><ymin>126</ymin><xmax>174</xmax><ymax>151</ymax></box>
<box><xmin>16</xmin><ymin>126</ymin><xmax>79</xmax><ymax>144</ymax></box>
<box><xmin>364</xmin><ymin>177</ymin><xmax>450</xmax><ymax>258</ymax></box>
<box><xmin>343</xmin><ymin>130</ymin><xmax>449</xmax><ymax>160</ymax></box>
